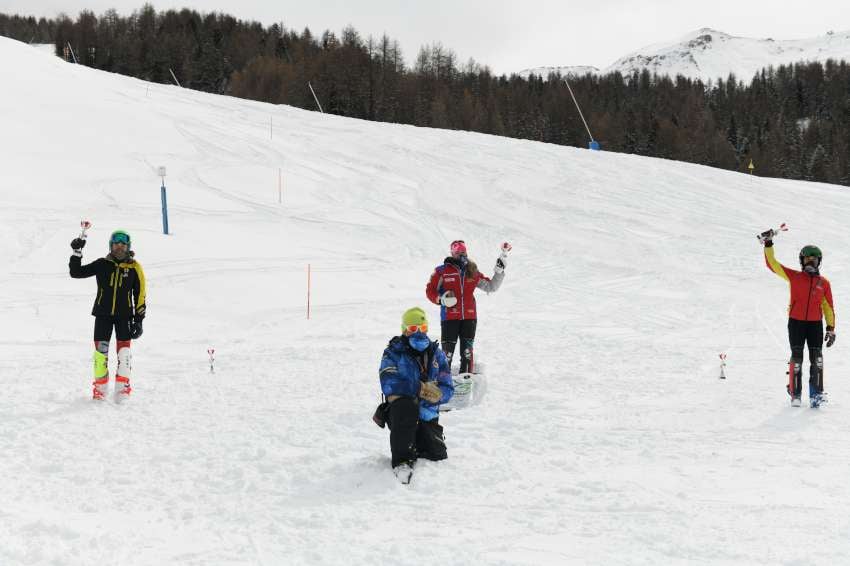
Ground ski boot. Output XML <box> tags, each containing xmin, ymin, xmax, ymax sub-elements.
<box><xmin>92</xmin><ymin>377</ymin><xmax>108</xmax><ymax>400</ymax></box>
<box><xmin>393</xmin><ymin>461</ymin><xmax>414</xmax><ymax>485</ymax></box>
<box><xmin>115</xmin><ymin>376</ymin><xmax>131</xmax><ymax>402</ymax></box>
<box><xmin>809</xmin><ymin>383</ymin><xmax>827</xmax><ymax>408</ymax></box>
<box><xmin>92</xmin><ymin>347</ymin><xmax>109</xmax><ymax>400</ymax></box>
<box><xmin>787</xmin><ymin>359</ymin><xmax>803</xmax><ymax>407</ymax></box>
<box><xmin>114</xmin><ymin>346</ymin><xmax>132</xmax><ymax>403</ymax></box>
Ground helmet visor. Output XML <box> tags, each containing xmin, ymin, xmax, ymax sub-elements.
<box><xmin>110</xmin><ymin>232</ymin><xmax>130</xmax><ymax>245</ymax></box>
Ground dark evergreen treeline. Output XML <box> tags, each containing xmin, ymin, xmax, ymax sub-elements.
<box><xmin>3</xmin><ymin>6</ymin><xmax>850</xmax><ymax>186</ymax></box>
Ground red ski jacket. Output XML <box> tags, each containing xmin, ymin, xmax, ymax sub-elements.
<box><xmin>765</xmin><ymin>245</ymin><xmax>835</xmax><ymax>327</ymax></box>
<box><xmin>426</xmin><ymin>257</ymin><xmax>502</xmax><ymax>321</ymax></box>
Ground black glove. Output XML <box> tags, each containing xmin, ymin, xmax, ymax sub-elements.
<box><xmin>70</xmin><ymin>238</ymin><xmax>86</xmax><ymax>251</ymax></box>
<box><xmin>757</xmin><ymin>229</ymin><xmax>773</xmax><ymax>247</ymax></box>
<box><xmin>372</xmin><ymin>402</ymin><xmax>389</xmax><ymax>428</ymax></box>
<box><xmin>825</xmin><ymin>327</ymin><xmax>836</xmax><ymax>348</ymax></box>
<box><xmin>130</xmin><ymin>318</ymin><xmax>144</xmax><ymax>339</ymax></box>
<box><xmin>495</xmin><ymin>257</ymin><xmax>506</xmax><ymax>273</ymax></box>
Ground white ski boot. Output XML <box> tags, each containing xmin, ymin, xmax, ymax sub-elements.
<box><xmin>114</xmin><ymin>347</ymin><xmax>132</xmax><ymax>403</ymax></box>
<box><xmin>393</xmin><ymin>461</ymin><xmax>414</xmax><ymax>485</ymax></box>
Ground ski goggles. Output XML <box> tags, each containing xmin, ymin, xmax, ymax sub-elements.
<box><xmin>404</xmin><ymin>323</ymin><xmax>428</xmax><ymax>334</ymax></box>
<box><xmin>110</xmin><ymin>233</ymin><xmax>130</xmax><ymax>245</ymax></box>
<box><xmin>450</xmin><ymin>240</ymin><xmax>467</xmax><ymax>255</ymax></box>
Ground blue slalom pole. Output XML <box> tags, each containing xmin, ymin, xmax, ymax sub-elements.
<box><xmin>161</xmin><ymin>181</ymin><xmax>169</xmax><ymax>235</ymax></box>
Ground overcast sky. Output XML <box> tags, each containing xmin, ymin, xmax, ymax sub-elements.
<box><xmin>5</xmin><ymin>0</ymin><xmax>850</xmax><ymax>74</ymax></box>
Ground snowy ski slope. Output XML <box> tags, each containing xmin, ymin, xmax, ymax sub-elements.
<box><xmin>1</xmin><ymin>36</ymin><xmax>849</xmax><ymax>565</ymax></box>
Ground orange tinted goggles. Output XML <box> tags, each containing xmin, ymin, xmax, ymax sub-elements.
<box><xmin>405</xmin><ymin>323</ymin><xmax>428</xmax><ymax>333</ymax></box>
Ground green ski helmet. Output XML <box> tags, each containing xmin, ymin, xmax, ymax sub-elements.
<box><xmin>109</xmin><ymin>230</ymin><xmax>132</xmax><ymax>251</ymax></box>
<box><xmin>799</xmin><ymin>245</ymin><xmax>822</xmax><ymax>268</ymax></box>
<box><xmin>401</xmin><ymin>307</ymin><xmax>428</xmax><ymax>334</ymax></box>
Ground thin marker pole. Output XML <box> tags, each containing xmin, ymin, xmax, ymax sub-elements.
<box><xmin>308</xmin><ymin>82</ymin><xmax>324</xmax><ymax>113</ymax></box>
<box><xmin>169</xmin><ymin>68</ymin><xmax>182</xmax><ymax>87</ymax></box>
<box><xmin>564</xmin><ymin>77</ymin><xmax>594</xmax><ymax>143</ymax></box>
<box><xmin>66</xmin><ymin>42</ymin><xmax>78</xmax><ymax>64</ymax></box>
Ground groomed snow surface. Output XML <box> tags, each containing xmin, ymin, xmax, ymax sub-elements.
<box><xmin>1</xmin><ymin>36</ymin><xmax>849</xmax><ymax>565</ymax></box>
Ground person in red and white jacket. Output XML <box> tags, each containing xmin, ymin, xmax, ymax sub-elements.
<box><xmin>425</xmin><ymin>240</ymin><xmax>505</xmax><ymax>373</ymax></box>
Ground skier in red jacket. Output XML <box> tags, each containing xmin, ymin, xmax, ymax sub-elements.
<box><xmin>762</xmin><ymin>232</ymin><xmax>836</xmax><ymax>407</ymax></box>
<box><xmin>425</xmin><ymin>240</ymin><xmax>506</xmax><ymax>373</ymax></box>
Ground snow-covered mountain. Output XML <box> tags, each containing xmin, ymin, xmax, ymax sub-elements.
<box><xmin>3</xmin><ymin>34</ymin><xmax>850</xmax><ymax>564</ymax></box>
<box><xmin>520</xmin><ymin>28</ymin><xmax>850</xmax><ymax>84</ymax></box>
<box><xmin>516</xmin><ymin>64</ymin><xmax>599</xmax><ymax>79</ymax></box>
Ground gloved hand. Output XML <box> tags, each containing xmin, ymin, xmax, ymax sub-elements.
<box><xmin>757</xmin><ymin>229</ymin><xmax>774</xmax><ymax>247</ymax></box>
<box><xmin>70</xmin><ymin>238</ymin><xmax>86</xmax><ymax>251</ymax></box>
<box><xmin>440</xmin><ymin>291</ymin><xmax>457</xmax><ymax>307</ymax></box>
<box><xmin>494</xmin><ymin>257</ymin><xmax>506</xmax><ymax>274</ymax></box>
<box><xmin>825</xmin><ymin>327</ymin><xmax>836</xmax><ymax>347</ymax></box>
<box><xmin>130</xmin><ymin>317</ymin><xmax>144</xmax><ymax>339</ymax></box>
<box><xmin>419</xmin><ymin>381</ymin><xmax>443</xmax><ymax>404</ymax></box>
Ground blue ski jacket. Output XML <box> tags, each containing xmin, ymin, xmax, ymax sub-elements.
<box><xmin>379</xmin><ymin>336</ymin><xmax>453</xmax><ymax>422</ymax></box>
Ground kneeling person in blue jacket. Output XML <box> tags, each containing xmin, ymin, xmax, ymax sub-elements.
<box><xmin>379</xmin><ymin>307</ymin><xmax>454</xmax><ymax>480</ymax></box>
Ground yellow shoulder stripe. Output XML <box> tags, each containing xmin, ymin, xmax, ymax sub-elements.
<box><xmin>132</xmin><ymin>261</ymin><xmax>147</xmax><ymax>308</ymax></box>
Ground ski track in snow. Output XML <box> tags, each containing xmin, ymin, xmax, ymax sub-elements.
<box><xmin>2</xmin><ymin>37</ymin><xmax>850</xmax><ymax>565</ymax></box>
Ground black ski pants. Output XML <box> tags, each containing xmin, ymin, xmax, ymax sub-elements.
<box><xmin>93</xmin><ymin>315</ymin><xmax>132</xmax><ymax>352</ymax></box>
<box><xmin>387</xmin><ymin>397</ymin><xmax>447</xmax><ymax>467</ymax></box>
<box><xmin>787</xmin><ymin>318</ymin><xmax>824</xmax><ymax>396</ymax></box>
<box><xmin>441</xmin><ymin>319</ymin><xmax>477</xmax><ymax>373</ymax></box>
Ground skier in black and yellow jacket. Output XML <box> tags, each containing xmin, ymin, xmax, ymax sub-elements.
<box><xmin>69</xmin><ymin>230</ymin><xmax>146</xmax><ymax>401</ymax></box>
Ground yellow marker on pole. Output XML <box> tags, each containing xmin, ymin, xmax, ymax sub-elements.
<box><xmin>748</xmin><ymin>159</ymin><xmax>755</xmax><ymax>175</ymax></box>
